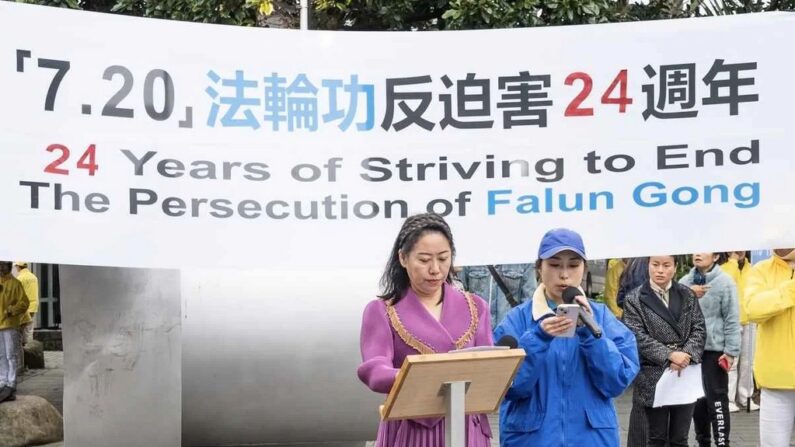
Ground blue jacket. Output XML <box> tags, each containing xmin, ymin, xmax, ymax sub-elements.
<box><xmin>679</xmin><ymin>266</ymin><xmax>741</xmax><ymax>357</ymax></box>
<box><xmin>494</xmin><ymin>286</ymin><xmax>640</xmax><ymax>447</ymax></box>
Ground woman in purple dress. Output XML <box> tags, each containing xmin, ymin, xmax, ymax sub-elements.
<box><xmin>357</xmin><ymin>213</ymin><xmax>493</xmax><ymax>447</ymax></box>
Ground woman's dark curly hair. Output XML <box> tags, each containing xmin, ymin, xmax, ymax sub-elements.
<box><xmin>378</xmin><ymin>213</ymin><xmax>455</xmax><ymax>304</ymax></box>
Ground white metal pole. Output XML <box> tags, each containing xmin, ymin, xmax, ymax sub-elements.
<box><xmin>444</xmin><ymin>381</ymin><xmax>467</xmax><ymax>447</ymax></box>
<box><xmin>300</xmin><ymin>0</ymin><xmax>308</xmax><ymax>30</ymax></box>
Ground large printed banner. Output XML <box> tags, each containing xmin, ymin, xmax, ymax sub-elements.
<box><xmin>1</xmin><ymin>3</ymin><xmax>794</xmax><ymax>269</ymax></box>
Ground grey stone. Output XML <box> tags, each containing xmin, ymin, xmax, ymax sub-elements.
<box><xmin>0</xmin><ymin>395</ymin><xmax>63</xmax><ymax>447</ymax></box>
<box><xmin>24</xmin><ymin>339</ymin><xmax>46</xmax><ymax>369</ymax></box>
<box><xmin>33</xmin><ymin>329</ymin><xmax>63</xmax><ymax>351</ymax></box>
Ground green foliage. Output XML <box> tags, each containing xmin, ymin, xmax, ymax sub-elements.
<box><xmin>314</xmin><ymin>0</ymin><xmax>449</xmax><ymax>30</ymax></box>
<box><xmin>675</xmin><ymin>255</ymin><xmax>693</xmax><ymax>281</ymax></box>
<box><xmin>313</xmin><ymin>0</ymin><xmax>794</xmax><ymax>30</ymax></box>
<box><xmin>442</xmin><ymin>0</ymin><xmax>542</xmax><ymax>29</ymax></box>
<box><xmin>16</xmin><ymin>0</ymin><xmax>265</xmax><ymax>25</ymax></box>
<box><xmin>537</xmin><ymin>0</ymin><xmax>616</xmax><ymax>25</ymax></box>
<box><xmin>17</xmin><ymin>0</ymin><xmax>81</xmax><ymax>9</ymax></box>
<box><xmin>698</xmin><ymin>0</ymin><xmax>767</xmax><ymax>15</ymax></box>
<box><xmin>12</xmin><ymin>0</ymin><xmax>795</xmax><ymax>33</ymax></box>
<box><xmin>109</xmin><ymin>0</ymin><xmax>257</xmax><ymax>24</ymax></box>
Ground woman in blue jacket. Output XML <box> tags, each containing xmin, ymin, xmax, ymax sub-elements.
<box><xmin>494</xmin><ymin>228</ymin><xmax>640</xmax><ymax>447</ymax></box>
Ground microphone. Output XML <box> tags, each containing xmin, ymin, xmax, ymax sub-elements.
<box><xmin>450</xmin><ymin>335</ymin><xmax>517</xmax><ymax>353</ymax></box>
<box><xmin>496</xmin><ymin>335</ymin><xmax>518</xmax><ymax>349</ymax></box>
<box><xmin>562</xmin><ymin>286</ymin><xmax>602</xmax><ymax>338</ymax></box>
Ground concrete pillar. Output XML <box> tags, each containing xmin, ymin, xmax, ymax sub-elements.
<box><xmin>61</xmin><ymin>266</ymin><xmax>181</xmax><ymax>447</ymax></box>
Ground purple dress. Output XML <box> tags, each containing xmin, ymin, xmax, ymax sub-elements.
<box><xmin>357</xmin><ymin>283</ymin><xmax>494</xmax><ymax>447</ymax></box>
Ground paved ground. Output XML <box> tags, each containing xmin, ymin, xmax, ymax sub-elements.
<box><xmin>17</xmin><ymin>351</ymin><xmax>64</xmax><ymax>415</ymax></box>
<box><xmin>482</xmin><ymin>390</ymin><xmax>793</xmax><ymax>447</ymax></box>
<box><xmin>612</xmin><ymin>390</ymin><xmax>788</xmax><ymax>447</ymax></box>
<box><xmin>17</xmin><ymin>351</ymin><xmax>795</xmax><ymax>446</ymax></box>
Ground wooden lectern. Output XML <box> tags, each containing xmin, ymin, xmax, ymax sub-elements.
<box><xmin>379</xmin><ymin>348</ymin><xmax>526</xmax><ymax>447</ymax></box>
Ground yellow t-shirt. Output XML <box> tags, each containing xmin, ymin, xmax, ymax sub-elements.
<box><xmin>0</xmin><ymin>274</ymin><xmax>29</xmax><ymax>330</ymax></box>
<box><xmin>16</xmin><ymin>268</ymin><xmax>40</xmax><ymax>315</ymax></box>
<box><xmin>604</xmin><ymin>259</ymin><xmax>625</xmax><ymax>318</ymax></box>
<box><xmin>744</xmin><ymin>256</ymin><xmax>795</xmax><ymax>389</ymax></box>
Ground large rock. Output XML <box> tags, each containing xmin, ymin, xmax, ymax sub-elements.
<box><xmin>24</xmin><ymin>339</ymin><xmax>45</xmax><ymax>369</ymax></box>
<box><xmin>0</xmin><ymin>395</ymin><xmax>63</xmax><ymax>447</ymax></box>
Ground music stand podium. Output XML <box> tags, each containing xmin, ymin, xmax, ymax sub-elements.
<box><xmin>379</xmin><ymin>348</ymin><xmax>525</xmax><ymax>447</ymax></box>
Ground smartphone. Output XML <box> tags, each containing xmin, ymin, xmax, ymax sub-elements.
<box><xmin>555</xmin><ymin>304</ymin><xmax>580</xmax><ymax>338</ymax></box>
<box><xmin>718</xmin><ymin>356</ymin><xmax>730</xmax><ymax>372</ymax></box>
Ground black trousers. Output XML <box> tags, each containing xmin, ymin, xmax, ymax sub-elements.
<box><xmin>693</xmin><ymin>350</ymin><xmax>731</xmax><ymax>446</ymax></box>
<box><xmin>628</xmin><ymin>401</ymin><xmax>648</xmax><ymax>447</ymax></box>
<box><xmin>646</xmin><ymin>403</ymin><xmax>695</xmax><ymax>447</ymax></box>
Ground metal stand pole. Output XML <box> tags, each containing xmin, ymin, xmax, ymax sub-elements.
<box><xmin>443</xmin><ymin>381</ymin><xmax>469</xmax><ymax>447</ymax></box>
<box><xmin>299</xmin><ymin>0</ymin><xmax>308</xmax><ymax>30</ymax></box>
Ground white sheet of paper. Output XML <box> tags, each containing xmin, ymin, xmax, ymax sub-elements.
<box><xmin>653</xmin><ymin>364</ymin><xmax>705</xmax><ymax>408</ymax></box>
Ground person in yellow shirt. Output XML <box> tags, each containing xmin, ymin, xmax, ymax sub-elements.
<box><xmin>744</xmin><ymin>248</ymin><xmax>795</xmax><ymax>446</ymax></box>
<box><xmin>0</xmin><ymin>260</ymin><xmax>29</xmax><ymax>403</ymax></box>
<box><xmin>14</xmin><ymin>262</ymin><xmax>39</xmax><ymax>346</ymax></box>
<box><xmin>719</xmin><ymin>251</ymin><xmax>758</xmax><ymax>412</ymax></box>
<box><xmin>603</xmin><ymin>258</ymin><xmax>626</xmax><ymax>318</ymax></box>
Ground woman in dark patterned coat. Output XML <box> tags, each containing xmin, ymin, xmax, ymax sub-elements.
<box><xmin>622</xmin><ymin>255</ymin><xmax>706</xmax><ymax>447</ymax></box>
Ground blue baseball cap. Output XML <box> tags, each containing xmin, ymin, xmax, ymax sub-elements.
<box><xmin>538</xmin><ymin>228</ymin><xmax>586</xmax><ymax>260</ymax></box>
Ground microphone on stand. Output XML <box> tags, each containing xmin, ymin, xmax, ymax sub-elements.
<box><xmin>496</xmin><ymin>335</ymin><xmax>518</xmax><ymax>349</ymax></box>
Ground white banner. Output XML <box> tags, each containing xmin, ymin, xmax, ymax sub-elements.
<box><xmin>1</xmin><ymin>3</ymin><xmax>794</xmax><ymax>269</ymax></box>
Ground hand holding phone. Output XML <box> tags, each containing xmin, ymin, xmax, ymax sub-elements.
<box><xmin>553</xmin><ymin>304</ymin><xmax>580</xmax><ymax>338</ymax></box>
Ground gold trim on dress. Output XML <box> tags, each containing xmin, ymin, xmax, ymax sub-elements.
<box><xmin>386</xmin><ymin>304</ymin><xmax>435</xmax><ymax>355</ymax></box>
<box><xmin>386</xmin><ymin>292</ymin><xmax>479</xmax><ymax>354</ymax></box>
<box><xmin>454</xmin><ymin>292</ymin><xmax>479</xmax><ymax>350</ymax></box>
